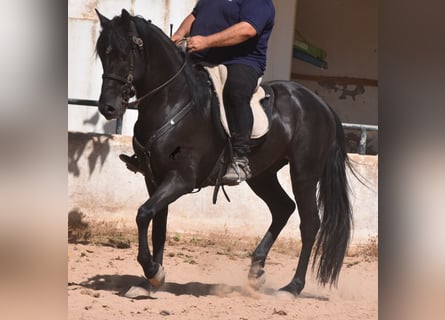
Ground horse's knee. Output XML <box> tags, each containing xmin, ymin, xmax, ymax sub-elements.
<box><xmin>136</xmin><ymin>206</ymin><xmax>155</xmax><ymax>225</ymax></box>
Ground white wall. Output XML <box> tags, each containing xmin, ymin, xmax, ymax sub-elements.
<box><xmin>264</xmin><ymin>0</ymin><xmax>298</xmax><ymax>81</ymax></box>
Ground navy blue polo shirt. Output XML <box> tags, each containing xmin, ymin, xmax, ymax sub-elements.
<box><xmin>190</xmin><ymin>0</ymin><xmax>275</xmax><ymax>75</ymax></box>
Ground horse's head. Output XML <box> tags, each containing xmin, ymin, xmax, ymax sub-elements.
<box><xmin>95</xmin><ymin>9</ymin><xmax>145</xmax><ymax>119</ymax></box>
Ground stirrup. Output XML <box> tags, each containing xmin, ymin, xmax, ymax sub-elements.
<box><xmin>221</xmin><ymin>156</ymin><xmax>251</xmax><ymax>186</ymax></box>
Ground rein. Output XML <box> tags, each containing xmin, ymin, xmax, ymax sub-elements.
<box><xmin>127</xmin><ymin>57</ymin><xmax>186</xmax><ymax>108</ymax></box>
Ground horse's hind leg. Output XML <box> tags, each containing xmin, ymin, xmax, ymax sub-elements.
<box><xmin>247</xmin><ymin>170</ymin><xmax>296</xmax><ymax>288</ymax></box>
<box><xmin>279</xmin><ymin>170</ymin><xmax>320</xmax><ymax>296</ymax></box>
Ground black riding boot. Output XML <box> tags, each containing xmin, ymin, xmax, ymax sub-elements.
<box><xmin>119</xmin><ymin>154</ymin><xmax>144</xmax><ymax>174</ymax></box>
<box><xmin>221</xmin><ymin>152</ymin><xmax>252</xmax><ymax>185</ymax></box>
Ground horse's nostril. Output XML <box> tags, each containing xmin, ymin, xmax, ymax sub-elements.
<box><xmin>99</xmin><ymin>104</ymin><xmax>115</xmax><ymax>114</ymax></box>
<box><xmin>105</xmin><ymin>105</ymin><xmax>115</xmax><ymax>113</ymax></box>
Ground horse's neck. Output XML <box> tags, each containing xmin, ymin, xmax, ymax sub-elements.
<box><xmin>134</xmin><ymin>32</ymin><xmax>189</xmax><ymax>142</ymax></box>
<box><xmin>143</xmin><ymin>30</ymin><xmax>185</xmax><ymax>92</ymax></box>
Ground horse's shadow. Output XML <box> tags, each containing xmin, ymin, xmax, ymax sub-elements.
<box><xmin>73</xmin><ymin>274</ymin><xmax>328</xmax><ymax>301</ymax></box>
<box><xmin>76</xmin><ymin>274</ymin><xmax>254</xmax><ymax>298</ymax></box>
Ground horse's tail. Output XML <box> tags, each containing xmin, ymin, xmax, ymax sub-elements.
<box><xmin>313</xmin><ymin>112</ymin><xmax>353</xmax><ymax>287</ymax></box>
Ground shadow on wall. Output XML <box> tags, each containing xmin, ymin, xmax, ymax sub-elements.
<box><xmin>82</xmin><ymin>110</ymin><xmax>118</xmax><ymax>134</ymax></box>
<box><xmin>68</xmin><ymin>132</ymin><xmax>112</xmax><ymax>177</ymax></box>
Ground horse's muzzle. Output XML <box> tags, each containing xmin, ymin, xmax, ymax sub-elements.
<box><xmin>98</xmin><ymin>103</ymin><xmax>120</xmax><ymax>120</ymax></box>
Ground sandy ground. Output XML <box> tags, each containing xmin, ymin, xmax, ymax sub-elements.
<box><xmin>68</xmin><ymin>237</ymin><xmax>377</xmax><ymax>320</ymax></box>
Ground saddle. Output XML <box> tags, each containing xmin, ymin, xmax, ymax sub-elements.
<box><xmin>203</xmin><ymin>64</ymin><xmax>273</xmax><ymax>140</ymax></box>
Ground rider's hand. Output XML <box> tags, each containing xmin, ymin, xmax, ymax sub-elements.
<box><xmin>171</xmin><ymin>33</ymin><xmax>184</xmax><ymax>45</ymax></box>
<box><xmin>187</xmin><ymin>36</ymin><xmax>209</xmax><ymax>52</ymax></box>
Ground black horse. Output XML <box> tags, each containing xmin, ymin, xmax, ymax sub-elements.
<box><xmin>95</xmin><ymin>9</ymin><xmax>353</xmax><ymax>296</ymax></box>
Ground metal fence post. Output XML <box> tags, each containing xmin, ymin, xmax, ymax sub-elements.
<box><xmin>359</xmin><ymin>127</ymin><xmax>367</xmax><ymax>155</ymax></box>
<box><xmin>115</xmin><ymin>116</ymin><xmax>123</xmax><ymax>134</ymax></box>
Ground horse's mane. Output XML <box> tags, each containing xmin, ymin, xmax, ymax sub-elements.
<box><xmin>96</xmin><ymin>13</ymin><xmax>210</xmax><ymax>114</ymax></box>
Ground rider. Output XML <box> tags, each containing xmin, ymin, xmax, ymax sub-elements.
<box><xmin>171</xmin><ymin>0</ymin><xmax>275</xmax><ymax>185</ymax></box>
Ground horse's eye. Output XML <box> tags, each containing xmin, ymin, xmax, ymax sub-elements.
<box><xmin>106</xmin><ymin>46</ymin><xmax>112</xmax><ymax>54</ymax></box>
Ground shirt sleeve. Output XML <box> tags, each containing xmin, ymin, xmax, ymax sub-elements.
<box><xmin>239</xmin><ymin>0</ymin><xmax>275</xmax><ymax>34</ymax></box>
<box><xmin>191</xmin><ymin>0</ymin><xmax>201</xmax><ymax>17</ymax></box>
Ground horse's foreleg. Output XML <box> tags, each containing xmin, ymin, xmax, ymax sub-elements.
<box><xmin>152</xmin><ymin>207</ymin><xmax>168</xmax><ymax>266</ymax></box>
<box><xmin>136</xmin><ymin>172</ymin><xmax>192</xmax><ymax>288</ymax></box>
<box><xmin>247</xmin><ymin>171</ymin><xmax>296</xmax><ymax>288</ymax></box>
<box><xmin>136</xmin><ymin>200</ymin><xmax>161</xmax><ymax>287</ymax></box>
<box><xmin>279</xmin><ymin>176</ymin><xmax>320</xmax><ymax>296</ymax></box>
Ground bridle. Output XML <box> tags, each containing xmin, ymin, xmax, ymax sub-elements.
<box><xmin>101</xmin><ymin>21</ymin><xmax>187</xmax><ymax>109</ymax></box>
<box><xmin>101</xmin><ymin>34</ymin><xmax>142</xmax><ymax>107</ymax></box>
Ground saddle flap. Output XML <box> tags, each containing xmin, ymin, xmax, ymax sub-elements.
<box><xmin>204</xmin><ymin>64</ymin><xmax>270</xmax><ymax>139</ymax></box>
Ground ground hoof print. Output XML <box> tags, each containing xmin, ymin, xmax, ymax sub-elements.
<box><xmin>247</xmin><ymin>271</ymin><xmax>266</xmax><ymax>290</ymax></box>
<box><xmin>148</xmin><ymin>265</ymin><xmax>166</xmax><ymax>289</ymax></box>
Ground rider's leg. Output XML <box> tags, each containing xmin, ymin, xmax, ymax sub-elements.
<box><xmin>221</xmin><ymin>63</ymin><xmax>260</xmax><ymax>185</ymax></box>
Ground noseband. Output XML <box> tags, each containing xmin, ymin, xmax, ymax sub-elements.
<box><xmin>101</xmin><ymin>21</ymin><xmax>186</xmax><ymax>109</ymax></box>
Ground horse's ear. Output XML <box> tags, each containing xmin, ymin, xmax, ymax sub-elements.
<box><xmin>121</xmin><ymin>8</ymin><xmax>131</xmax><ymax>22</ymax></box>
<box><xmin>95</xmin><ymin>9</ymin><xmax>110</xmax><ymax>27</ymax></box>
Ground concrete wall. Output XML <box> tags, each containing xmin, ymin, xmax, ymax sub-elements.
<box><xmin>68</xmin><ymin>132</ymin><xmax>378</xmax><ymax>244</ymax></box>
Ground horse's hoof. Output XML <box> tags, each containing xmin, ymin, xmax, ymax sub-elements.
<box><xmin>277</xmin><ymin>283</ymin><xmax>302</xmax><ymax>297</ymax></box>
<box><xmin>124</xmin><ymin>285</ymin><xmax>151</xmax><ymax>299</ymax></box>
<box><xmin>274</xmin><ymin>289</ymin><xmax>296</xmax><ymax>300</ymax></box>
<box><xmin>148</xmin><ymin>265</ymin><xmax>165</xmax><ymax>289</ymax></box>
<box><xmin>248</xmin><ymin>271</ymin><xmax>266</xmax><ymax>290</ymax></box>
